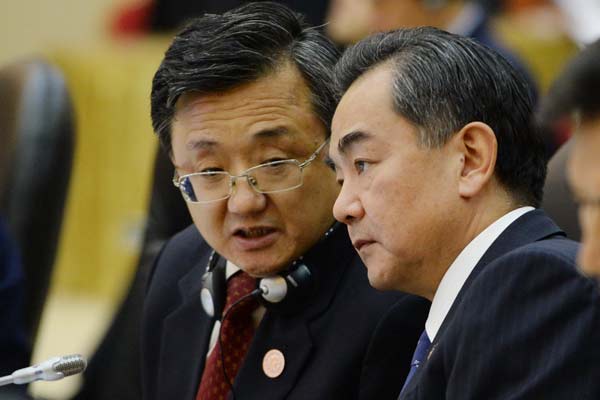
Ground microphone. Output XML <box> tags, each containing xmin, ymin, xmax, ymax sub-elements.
<box><xmin>0</xmin><ymin>354</ymin><xmax>87</xmax><ymax>386</ymax></box>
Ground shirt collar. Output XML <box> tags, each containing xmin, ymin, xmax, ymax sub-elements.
<box><xmin>225</xmin><ymin>260</ymin><xmax>241</xmax><ymax>280</ymax></box>
<box><xmin>425</xmin><ymin>206</ymin><xmax>534</xmax><ymax>340</ymax></box>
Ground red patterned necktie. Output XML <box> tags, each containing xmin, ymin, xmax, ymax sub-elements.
<box><xmin>196</xmin><ymin>271</ymin><xmax>259</xmax><ymax>400</ymax></box>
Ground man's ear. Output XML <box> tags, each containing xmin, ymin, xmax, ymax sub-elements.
<box><xmin>454</xmin><ymin>122</ymin><xmax>497</xmax><ymax>199</ymax></box>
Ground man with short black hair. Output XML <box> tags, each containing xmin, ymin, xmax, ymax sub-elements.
<box><xmin>540</xmin><ymin>39</ymin><xmax>600</xmax><ymax>279</ymax></box>
<box><xmin>142</xmin><ymin>3</ymin><xmax>429</xmax><ymax>400</ymax></box>
<box><xmin>328</xmin><ymin>27</ymin><xmax>600</xmax><ymax>399</ymax></box>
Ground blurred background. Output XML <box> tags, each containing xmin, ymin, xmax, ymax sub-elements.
<box><xmin>0</xmin><ymin>0</ymin><xmax>597</xmax><ymax>399</ymax></box>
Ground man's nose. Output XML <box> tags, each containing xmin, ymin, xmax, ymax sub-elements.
<box><xmin>227</xmin><ymin>175</ymin><xmax>266</xmax><ymax>215</ymax></box>
<box><xmin>333</xmin><ymin>182</ymin><xmax>364</xmax><ymax>224</ymax></box>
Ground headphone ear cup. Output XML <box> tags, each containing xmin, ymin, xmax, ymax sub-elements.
<box><xmin>201</xmin><ymin>254</ymin><xmax>316</xmax><ymax>317</ymax></box>
<box><xmin>200</xmin><ymin>255</ymin><xmax>227</xmax><ymax>319</ymax></box>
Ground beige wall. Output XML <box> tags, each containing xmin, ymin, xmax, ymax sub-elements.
<box><xmin>0</xmin><ymin>0</ymin><xmax>127</xmax><ymax>65</ymax></box>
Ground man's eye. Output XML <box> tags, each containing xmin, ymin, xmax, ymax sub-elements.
<box><xmin>261</xmin><ymin>158</ymin><xmax>289</xmax><ymax>166</ymax></box>
<box><xmin>200</xmin><ymin>167</ymin><xmax>224</xmax><ymax>173</ymax></box>
<box><xmin>354</xmin><ymin>160</ymin><xmax>369</xmax><ymax>173</ymax></box>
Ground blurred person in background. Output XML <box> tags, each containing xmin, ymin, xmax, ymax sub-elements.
<box><xmin>150</xmin><ymin>0</ymin><xmax>329</xmax><ymax>31</ymax></box>
<box><xmin>540</xmin><ymin>39</ymin><xmax>600</xmax><ymax>279</ymax></box>
<box><xmin>142</xmin><ymin>2</ymin><xmax>429</xmax><ymax>400</ymax></box>
<box><xmin>326</xmin><ymin>0</ymin><xmax>533</xmax><ymax>79</ymax></box>
<box><xmin>111</xmin><ymin>0</ymin><xmax>330</xmax><ymax>36</ymax></box>
<box><xmin>325</xmin><ymin>0</ymin><xmax>547</xmax><ymax>148</ymax></box>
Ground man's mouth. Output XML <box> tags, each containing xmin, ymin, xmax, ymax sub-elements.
<box><xmin>231</xmin><ymin>226</ymin><xmax>281</xmax><ymax>251</ymax></box>
<box><xmin>234</xmin><ymin>227</ymin><xmax>277</xmax><ymax>238</ymax></box>
<box><xmin>353</xmin><ymin>239</ymin><xmax>375</xmax><ymax>251</ymax></box>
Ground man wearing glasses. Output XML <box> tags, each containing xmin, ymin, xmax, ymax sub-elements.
<box><xmin>141</xmin><ymin>3</ymin><xmax>429</xmax><ymax>400</ymax></box>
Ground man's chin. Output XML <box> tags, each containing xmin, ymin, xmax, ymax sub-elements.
<box><xmin>366</xmin><ymin>268</ymin><xmax>396</xmax><ymax>292</ymax></box>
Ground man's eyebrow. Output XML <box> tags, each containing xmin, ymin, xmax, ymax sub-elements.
<box><xmin>185</xmin><ymin>127</ymin><xmax>292</xmax><ymax>150</ymax></box>
<box><xmin>338</xmin><ymin>130</ymin><xmax>372</xmax><ymax>155</ymax></box>
<box><xmin>253</xmin><ymin>126</ymin><xmax>294</xmax><ymax>140</ymax></box>
<box><xmin>186</xmin><ymin>138</ymin><xmax>218</xmax><ymax>152</ymax></box>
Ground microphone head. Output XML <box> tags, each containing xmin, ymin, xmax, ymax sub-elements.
<box><xmin>52</xmin><ymin>354</ymin><xmax>87</xmax><ymax>377</ymax></box>
<box><xmin>259</xmin><ymin>275</ymin><xmax>288</xmax><ymax>303</ymax></box>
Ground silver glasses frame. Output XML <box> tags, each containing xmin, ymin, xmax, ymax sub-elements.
<box><xmin>173</xmin><ymin>140</ymin><xmax>328</xmax><ymax>204</ymax></box>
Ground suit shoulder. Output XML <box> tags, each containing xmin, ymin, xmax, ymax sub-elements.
<box><xmin>145</xmin><ymin>224</ymin><xmax>210</xmax><ymax>305</ymax></box>
<box><xmin>151</xmin><ymin>225</ymin><xmax>207</xmax><ymax>279</ymax></box>
<box><xmin>467</xmin><ymin>237</ymin><xmax>597</xmax><ymax>309</ymax></box>
<box><xmin>479</xmin><ymin>236</ymin><xmax>578</xmax><ymax>277</ymax></box>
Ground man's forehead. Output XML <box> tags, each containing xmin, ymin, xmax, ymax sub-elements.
<box><xmin>331</xmin><ymin>64</ymin><xmax>395</xmax><ymax>144</ymax></box>
<box><xmin>184</xmin><ymin>126</ymin><xmax>299</xmax><ymax>150</ymax></box>
<box><xmin>175</xmin><ymin>64</ymin><xmax>312</xmax><ymax>114</ymax></box>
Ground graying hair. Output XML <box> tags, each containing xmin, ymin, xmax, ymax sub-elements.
<box><xmin>150</xmin><ymin>1</ymin><xmax>340</xmax><ymax>154</ymax></box>
<box><xmin>335</xmin><ymin>27</ymin><xmax>546</xmax><ymax>207</ymax></box>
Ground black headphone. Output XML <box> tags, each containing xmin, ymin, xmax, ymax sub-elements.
<box><xmin>200</xmin><ymin>250</ymin><xmax>315</xmax><ymax>319</ymax></box>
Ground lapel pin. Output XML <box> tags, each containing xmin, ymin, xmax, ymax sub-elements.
<box><xmin>262</xmin><ymin>349</ymin><xmax>285</xmax><ymax>378</ymax></box>
<box><xmin>427</xmin><ymin>344</ymin><xmax>437</xmax><ymax>361</ymax></box>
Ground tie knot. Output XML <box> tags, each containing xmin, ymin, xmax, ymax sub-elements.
<box><xmin>224</xmin><ymin>271</ymin><xmax>258</xmax><ymax>314</ymax></box>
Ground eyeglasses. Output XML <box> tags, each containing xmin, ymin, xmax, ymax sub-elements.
<box><xmin>173</xmin><ymin>141</ymin><xmax>328</xmax><ymax>204</ymax></box>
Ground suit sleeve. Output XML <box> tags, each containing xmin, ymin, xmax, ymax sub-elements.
<box><xmin>445</xmin><ymin>243</ymin><xmax>600</xmax><ymax>399</ymax></box>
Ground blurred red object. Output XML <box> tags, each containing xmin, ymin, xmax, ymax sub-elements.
<box><xmin>111</xmin><ymin>1</ymin><xmax>154</xmax><ymax>36</ymax></box>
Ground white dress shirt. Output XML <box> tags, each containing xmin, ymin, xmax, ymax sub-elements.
<box><xmin>425</xmin><ymin>206</ymin><xmax>534</xmax><ymax>341</ymax></box>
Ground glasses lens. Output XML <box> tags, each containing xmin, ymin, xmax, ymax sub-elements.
<box><xmin>180</xmin><ymin>177</ymin><xmax>197</xmax><ymax>202</ymax></box>
<box><xmin>183</xmin><ymin>172</ymin><xmax>230</xmax><ymax>202</ymax></box>
<box><xmin>251</xmin><ymin>161</ymin><xmax>302</xmax><ymax>193</ymax></box>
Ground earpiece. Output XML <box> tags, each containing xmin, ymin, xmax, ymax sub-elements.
<box><xmin>200</xmin><ymin>251</ymin><xmax>227</xmax><ymax>318</ymax></box>
<box><xmin>200</xmin><ymin>223</ymin><xmax>340</xmax><ymax>319</ymax></box>
<box><xmin>200</xmin><ymin>254</ymin><xmax>314</xmax><ymax>318</ymax></box>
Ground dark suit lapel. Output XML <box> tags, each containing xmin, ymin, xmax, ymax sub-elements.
<box><xmin>157</xmin><ymin>252</ymin><xmax>214</xmax><ymax>400</ymax></box>
<box><xmin>233</xmin><ymin>313</ymin><xmax>313</xmax><ymax>399</ymax></box>
<box><xmin>401</xmin><ymin>210</ymin><xmax>566</xmax><ymax>399</ymax></box>
<box><xmin>232</xmin><ymin>225</ymin><xmax>354</xmax><ymax>399</ymax></box>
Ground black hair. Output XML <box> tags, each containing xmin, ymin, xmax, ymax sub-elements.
<box><xmin>150</xmin><ymin>1</ymin><xmax>340</xmax><ymax>155</ymax></box>
<box><xmin>335</xmin><ymin>27</ymin><xmax>547</xmax><ymax>207</ymax></box>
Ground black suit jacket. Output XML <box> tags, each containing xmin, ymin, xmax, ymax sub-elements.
<box><xmin>400</xmin><ymin>210</ymin><xmax>600</xmax><ymax>399</ymax></box>
<box><xmin>142</xmin><ymin>224</ymin><xmax>430</xmax><ymax>400</ymax></box>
